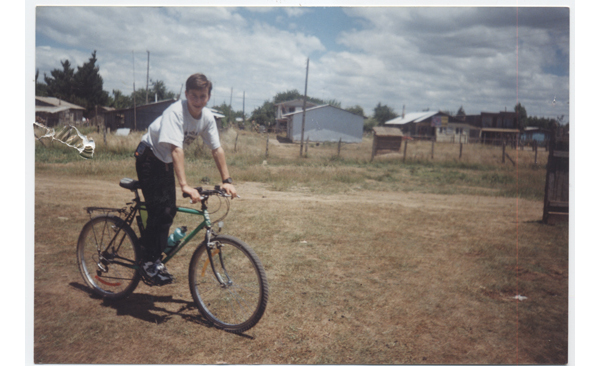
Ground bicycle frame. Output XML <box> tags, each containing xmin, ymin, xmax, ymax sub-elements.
<box><xmin>163</xmin><ymin>201</ymin><xmax>232</xmax><ymax>287</ymax></box>
<box><xmin>87</xmin><ymin>188</ymin><xmax>227</xmax><ymax>285</ymax></box>
<box><xmin>161</xmin><ymin>205</ymin><xmax>210</xmax><ymax>263</ymax></box>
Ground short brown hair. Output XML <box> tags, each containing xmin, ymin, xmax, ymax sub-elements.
<box><xmin>186</xmin><ymin>73</ymin><xmax>212</xmax><ymax>94</ymax></box>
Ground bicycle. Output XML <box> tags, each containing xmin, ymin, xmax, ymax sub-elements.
<box><xmin>76</xmin><ymin>177</ymin><xmax>269</xmax><ymax>333</ymax></box>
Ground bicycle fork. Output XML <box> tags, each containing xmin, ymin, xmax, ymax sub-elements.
<box><xmin>204</xmin><ymin>230</ymin><xmax>233</xmax><ymax>288</ymax></box>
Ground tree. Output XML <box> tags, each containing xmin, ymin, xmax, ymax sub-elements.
<box><xmin>273</xmin><ymin>90</ymin><xmax>304</xmax><ymax>104</ymax></box>
<box><xmin>43</xmin><ymin>51</ymin><xmax>110</xmax><ymax>116</ymax></box>
<box><xmin>346</xmin><ymin>105</ymin><xmax>365</xmax><ymax>118</ymax></box>
<box><xmin>514</xmin><ymin>103</ymin><xmax>528</xmax><ymax>130</ymax></box>
<box><xmin>456</xmin><ymin>106</ymin><xmax>466</xmax><ymax>119</ymax></box>
<box><xmin>373</xmin><ymin>103</ymin><xmax>398</xmax><ymax>125</ymax></box>
<box><xmin>44</xmin><ymin>59</ymin><xmax>76</xmax><ymax>102</ymax></box>
<box><xmin>129</xmin><ymin>79</ymin><xmax>177</xmax><ymax>109</ymax></box>
<box><xmin>35</xmin><ymin>69</ymin><xmax>48</xmax><ymax>97</ymax></box>
<box><xmin>272</xmin><ymin>89</ymin><xmax>340</xmax><ymax>107</ymax></box>
<box><xmin>363</xmin><ymin>118</ymin><xmax>378</xmax><ymax>133</ymax></box>
<box><xmin>73</xmin><ymin>50</ymin><xmax>109</xmax><ymax>115</ymax></box>
<box><xmin>109</xmin><ymin>89</ymin><xmax>133</xmax><ymax>109</ymax></box>
<box><xmin>250</xmin><ymin>100</ymin><xmax>276</xmax><ymax>126</ymax></box>
<box><xmin>150</xmin><ymin>80</ymin><xmax>176</xmax><ymax>101</ymax></box>
<box><xmin>527</xmin><ymin>116</ymin><xmax>556</xmax><ymax>130</ymax></box>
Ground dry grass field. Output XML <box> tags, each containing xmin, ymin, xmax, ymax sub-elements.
<box><xmin>33</xmin><ymin>128</ymin><xmax>567</xmax><ymax>364</ymax></box>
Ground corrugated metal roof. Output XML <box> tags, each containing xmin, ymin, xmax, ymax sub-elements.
<box><xmin>384</xmin><ymin>111</ymin><xmax>439</xmax><ymax>125</ymax></box>
<box><xmin>480</xmin><ymin>128</ymin><xmax>520</xmax><ymax>133</ymax></box>
<box><xmin>275</xmin><ymin>99</ymin><xmax>318</xmax><ymax>107</ymax></box>
<box><xmin>372</xmin><ymin>126</ymin><xmax>403</xmax><ymax>136</ymax></box>
<box><xmin>282</xmin><ymin>104</ymin><xmax>328</xmax><ymax>117</ymax></box>
<box><xmin>35</xmin><ymin>96</ymin><xmax>85</xmax><ymax>110</ymax></box>
<box><xmin>209</xmin><ymin>108</ymin><xmax>225</xmax><ymax>119</ymax></box>
<box><xmin>35</xmin><ymin>105</ymin><xmax>72</xmax><ymax>114</ymax></box>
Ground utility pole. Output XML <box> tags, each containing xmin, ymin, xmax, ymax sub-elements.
<box><xmin>145</xmin><ymin>50</ymin><xmax>150</xmax><ymax>104</ymax></box>
<box><xmin>300</xmin><ymin>57</ymin><xmax>309</xmax><ymax>156</ymax></box>
<box><xmin>229</xmin><ymin>87</ymin><xmax>233</xmax><ymax>126</ymax></box>
<box><xmin>132</xmin><ymin>51</ymin><xmax>137</xmax><ymax>131</ymax></box>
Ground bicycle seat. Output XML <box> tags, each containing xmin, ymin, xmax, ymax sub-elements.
<box><xmin>119</xmin><ymin>178</ymin><xmax>141</xmax><ymax>191</ymax></box>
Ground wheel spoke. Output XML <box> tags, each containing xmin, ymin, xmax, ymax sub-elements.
<box><xmin>77</xmin><ymin>215</ymin><xmax>140</xmax><ymax>300</ymax></box>
<box><xmin>189</xmin><ymin>235</ymin><xmax>268</xmax><ymax>332</ymax></box>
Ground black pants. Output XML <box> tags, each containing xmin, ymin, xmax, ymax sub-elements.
<box><xmin>135</xmin><ymin>145</ymin><xmax>177</xmax><ymax>261</ymax></box>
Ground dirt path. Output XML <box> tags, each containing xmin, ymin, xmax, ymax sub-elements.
<box><xmin>35</xmin><ymin>173</ymin><xmax>543</xmax><ymax>222</ymax></box>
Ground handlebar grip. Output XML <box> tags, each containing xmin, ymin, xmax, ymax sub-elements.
<box><xmin>182</xmin><ymin>187</ymin><xmax>203</xmax><ymax>199</ymax></box>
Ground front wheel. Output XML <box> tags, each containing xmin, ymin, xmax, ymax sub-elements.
<box><xmin>188</xmin><ymin>235</ymin><xmax>269</xmax><ymax>333</ymax></box>
<box><xmin>77</xmin><ymin>215</ymin><xmax>141</xmax><ymax>300</ymax></box>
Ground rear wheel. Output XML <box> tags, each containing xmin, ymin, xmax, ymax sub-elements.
<box><xmin>77</xmin><ymin>215</ymin><xmax>141</xmax><ymax>300</ymax></box>
<box><xmin>189</xmin><ymin>235</ymin><xmax>268</xmax><ymax>333</ymax></box>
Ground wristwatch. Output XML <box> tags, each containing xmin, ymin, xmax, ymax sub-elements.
<box><xmin>222</xmin><ymin>177</ymin><xmax>233</xmax><ymax>184</ymax></box>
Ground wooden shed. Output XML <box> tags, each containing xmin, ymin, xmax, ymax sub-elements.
<box><xmin>543</xmin><ymin>127</ymin><xmax>569</xmax><ymax>224</ymax></box>
<box><xmin>371</xmin><ymin>127</ymin><xmax>404</xmax><ymax>161</ymax></box>
<box><xmin>35</xmin><ymin>96</ymin><xmax>85</xmax><ymax>127</ymax></box>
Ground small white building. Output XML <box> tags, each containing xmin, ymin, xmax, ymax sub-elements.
<box><xmin>385</xmin><ymin>110</ymin><xmax>472</xmax><ymax>143</ymax></box>
<box><xmin>435</xmin><ymin>122</ymin><xmax>472</xmax><ymax>143</ymax></box>
<box><xmin>284</xmin><ymin>105</ymin><xmax>364</xmax><ymax>143</ymax></box>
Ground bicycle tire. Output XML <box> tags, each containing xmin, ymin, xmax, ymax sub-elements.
<box><xmin>188</xmin><ymin>235</ymin><xmax>268</xmax><ymax>333</ymax></box>
<box><xmin>77</xmin><ymin>214</ymin><xmax>141</xmax><ymax>300</ymax></box>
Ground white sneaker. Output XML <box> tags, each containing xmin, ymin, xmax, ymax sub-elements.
<box><xmin>142</xmin><ymin>259</ymin><xmax>174</xmax><ymax>284</ymax></box>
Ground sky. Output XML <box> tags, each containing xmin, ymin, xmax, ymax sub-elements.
<box><xmin>34</xmin><ymin>1</ymin><xmax>571</xmax><ymax>122</ymax></box>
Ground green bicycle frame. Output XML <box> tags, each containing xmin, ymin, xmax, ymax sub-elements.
<box><xmin>108</xmin><ymin>203</ymin><xmax>214</xmax><ymax>271</ymax></box>
<box><xmin>160</xmin><ymin>206</ymin><xmax>212</xmax><ymax>263</ymax></box>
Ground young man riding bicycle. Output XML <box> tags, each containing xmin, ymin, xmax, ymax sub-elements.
<box><xmin>135</xmin><ymin>73</ymin><xmax>237</xmax><ymax>285</ymax></box>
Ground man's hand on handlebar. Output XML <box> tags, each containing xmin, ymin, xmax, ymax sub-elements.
<box><xmin>182</xmin><ymin>184</ymin><xmax>202</xmax><ymax>203</ymax></box>
<box><xmin>222</xmin><ymin>183</ymin><xmax>238</xmax><ymax>199</ymax></box>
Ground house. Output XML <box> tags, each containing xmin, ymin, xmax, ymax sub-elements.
<box><xmin>87</xmin><ymin>106</ymin><xmax>116</xmax><ymax>128</ymax></box>
<box><xmin>103</xmin><ymin>99</ymin><xmax>177</xmax><ymax>131</ymax></box>
<box><xmin>103</xmin><ymin>99</ymin><xmax>226</xmax><ymax>131</ymax></box>
<box><xmin>283</xmin><ymin>104</ymin><xmax>364</xmax><ymax>143</ymax></box>
<box><xmin>35</xmin><ymin>96</ymin><xmax>85</xmax><ymax>127</ymax></box>
<box><xmin>475</xmin><ymin>111</ymin><xmax>520</xmax><ymax>144</ymax></box>
<box><xmin>385</xmin><ymin>111</ymin><xmax>471</xmax><ymax>142</ymax></box>
<box><xmin>275</xmin><ymin>99</ymin><xmax>318</xmax><ymax>133</ymax></box>
<box><xmin>520</xmin><ymin>127</ymin><xmax>551</xmax><ymax>146</ymax></box>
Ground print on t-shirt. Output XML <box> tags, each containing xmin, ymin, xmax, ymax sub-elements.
<box><xmin>183</xmin><ymin>131</ymin><xmax>200</xmax><ymax>146</ymax></box>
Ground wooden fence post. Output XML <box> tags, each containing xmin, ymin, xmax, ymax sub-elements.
<box><xmin>265</xmin><ymin>134</ymin><xmax>269</xmax><ymax>158</ymax></box>
<box><xmin>305</xmin><ymin>137</ymin><xmax>309</xmax><ymax>155</ymax></box>
<box><xmin>534</xmin><ymin>140</ymin><xmax>538</xmax><ymax>165</ymax></box>
<box><xmin>459</xmin><ymin>142</ymin><xmax>463</xmax><ymax>159</ymax></box>
<box><xmin>403</xmin><ymin>139</ymin><xmax>408</xmax><ymax>162</ymax></box>
<box><xmin>431</xmin><ymin>139</ymin><xmax>435</xmax><ymax>159</ymax></box>
<box><xmin>235</xmin><ymin>133</ymin><xmax>239</xmax><ymax>152</ymax></box>
<box><xmin>338</xmin><ymin>137</ymin><xmax>342</xmax><ymax>157</ymax></box>
<box><xmin>502</xmin><ymin>139</ymin><xmax>506</xmax><ymax>164</ymax></box>
<box><xmin>371</xmin><ymin>135</ymin><xmax>376</xmax><ymax>162</ymax></box>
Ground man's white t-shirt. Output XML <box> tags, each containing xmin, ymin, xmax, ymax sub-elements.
<box><xmin>141</xmin><ymin>99</ymin><xmax>221</xmax><ymax>163</ymax></box>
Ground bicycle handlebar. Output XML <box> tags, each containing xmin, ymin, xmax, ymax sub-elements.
<box><xmin>183</xmin><ymin>186</ymin><xmax>232</xmax><ymax>200</ymax></box>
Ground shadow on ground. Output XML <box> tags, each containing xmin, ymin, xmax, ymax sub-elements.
<box><xmin>68</xmin><ymin>282</ymin><xmax>254</xmax><ymax>338</ymax></box>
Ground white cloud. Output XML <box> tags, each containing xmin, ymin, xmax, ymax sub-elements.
<box><xmin>35</xmin><ymin>6</ymin><xmax>570</xmax><ymax>121</ymax></box>
<box><xmin>283</xmin><ymin>8</ymin><xmax>309</xmax><ymax>18</ymax></box>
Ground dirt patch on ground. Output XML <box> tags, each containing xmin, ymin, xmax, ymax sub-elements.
<box><xmin>33</xmin><ymin>170</ymin><xmax>568</xmax><ymax>364</ymax></box>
